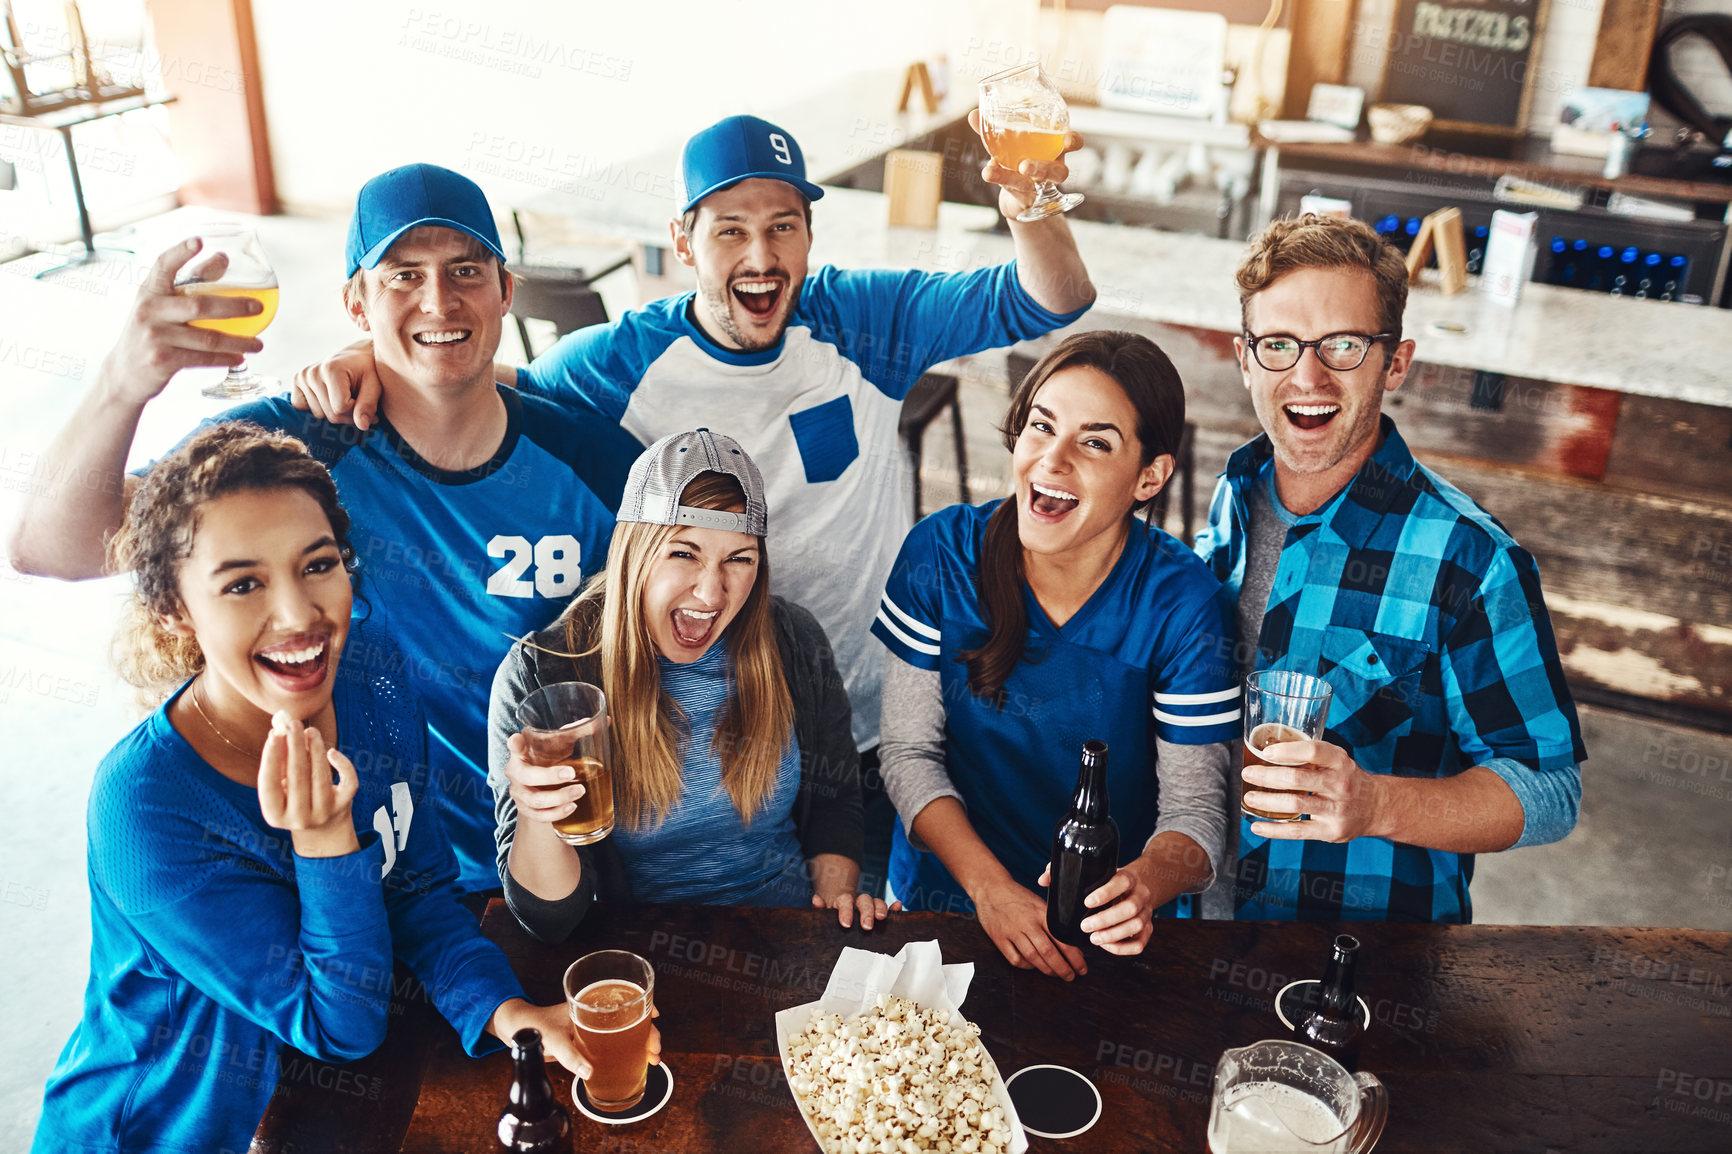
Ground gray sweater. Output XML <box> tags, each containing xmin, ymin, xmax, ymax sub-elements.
<box><xmin>488</xmin><ymin>595</ymin><xmax>863</xmax><ymax>942</ymax></box>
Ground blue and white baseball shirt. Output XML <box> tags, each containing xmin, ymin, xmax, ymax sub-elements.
<box><xmin>518</xmin><ymin>262</ymin><xmax>1088</xmax><ymax>751</ymax></box>
<box><xmin>871</xmin><ymin>500</ymin><xmax>1241</xmax><ymax>916</ymax></box>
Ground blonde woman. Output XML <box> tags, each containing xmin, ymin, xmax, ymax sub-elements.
<box><xmin>488</xmin><ymin>429</ymin><xmax>894</xmax><ymax>940</ymax></box>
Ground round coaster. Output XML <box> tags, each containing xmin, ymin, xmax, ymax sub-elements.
<box><xmin>1005</xmin><ymin>1064</ymin><xmax>1102</xmax><ymax>1140</ymax></box>
<box><xmin>1274</xmin><ymin>979</ymin><xmax>1372</xmax><ymax>1031</ymax></box>
<box><xmin>572</xmin><ymin>1062</ymin><xmax>673</xmax><ymax>1125</ymax></box>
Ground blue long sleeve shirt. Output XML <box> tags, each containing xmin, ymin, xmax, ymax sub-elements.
<box><xmin>35</xmin><ymin>620</ymin><xmax>525</xmax><ymax>1153</ymax></box>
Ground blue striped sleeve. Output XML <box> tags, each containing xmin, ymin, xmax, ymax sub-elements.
<box><xmin>1150</xmin><ymin>577</ymin><xmax>1242</xmax><ymax>745</ymax></box>
<box><xmin>871</xmin><ymin>522</ymin><xmax>945</xmax><ymax>672</ymax></box>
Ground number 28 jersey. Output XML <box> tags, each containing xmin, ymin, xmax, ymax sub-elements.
<box><xmin>195</xmin><ymin>387</ymin><xmax>635</xmax><ymax>890</ymax></box>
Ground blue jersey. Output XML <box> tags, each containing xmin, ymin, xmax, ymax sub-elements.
<box><xmin>871</xmin><ymin>501</ymin><xmax>1240</xmax><ymax>916</ymax></box>
<box><xmin>169</xmin><ymin>388</ymin><xmax>635</xmax><ymax>891</ymax></box>
<box><xmin>519</xmin><ymin>263</ymin><xmax>1087</xmax><ymax>754</ymax></box>
<box><xmin>35</xmin><ymin>620</ymin><xmax>524</xmax><ymax>1154</ymax></box>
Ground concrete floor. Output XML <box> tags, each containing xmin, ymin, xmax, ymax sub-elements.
<box><xmin>3</xmin><ymin>212</ymin><xmax>1730</xmax><ymax>1148</ymax></box>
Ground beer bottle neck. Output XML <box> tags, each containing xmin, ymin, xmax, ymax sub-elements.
<box><xmin>1070</xmin><ymin>744</ymin><xmax>1110</xmax><ymax>822</ymax></box>
<box><xmin>1318</xmin><ymin>935</ymin><xmax>1359</xmax><ymax>1016</ymax></box>
<box><xmin>509</xmin><ymin>1029</ymin><xmax>557</xmax><ymax>1116</ymax></box>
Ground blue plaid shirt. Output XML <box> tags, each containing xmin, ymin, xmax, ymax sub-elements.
<box><xmin>1195</xmin><ymin>418</ymin><xmax>1585</xmax><ymax>923</ymax></box>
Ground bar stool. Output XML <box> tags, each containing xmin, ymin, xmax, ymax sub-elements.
<box><xmin>899</xmin><ymin>372</ymin><xmax>969</xmax><ymax>519</ymax></box>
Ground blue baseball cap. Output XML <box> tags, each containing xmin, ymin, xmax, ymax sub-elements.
<box><xmin>678</xmin><ymin>115</ymin><xmax>825</xmax><ymax>215</ymax></box>
<box><xmin>345</xmin><ymin>163</ymin><xmax>506</xmax><ymax>277</ymax></box>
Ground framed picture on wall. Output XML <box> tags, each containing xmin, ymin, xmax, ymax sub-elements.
<box><xmin>1379</xmin><ymin>0</ymin><xmax>1552</xmax><ymax>135</ymax></box>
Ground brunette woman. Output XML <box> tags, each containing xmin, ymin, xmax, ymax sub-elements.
<box><xmin>34</xmin><ymin>423</ymin><xmax>629</xmax><ymax>1153</ymax></box>
<box><xmin>872</xmin><ymin>332</ymin><xmax>1239</xmax><ymax>980</ymax></box>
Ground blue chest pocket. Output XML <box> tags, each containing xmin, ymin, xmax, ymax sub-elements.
<box><xmin>787</xmin><ymin>396</ymin><xmax>859</xmax><ymax>484</ymax></box>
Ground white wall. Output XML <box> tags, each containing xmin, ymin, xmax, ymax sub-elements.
<box><xmin>249</xmin><ymin>0</ymin><xmax>1024</xmax><ymax>216</ymax></box>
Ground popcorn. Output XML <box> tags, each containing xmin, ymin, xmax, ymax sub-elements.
<box><xmin>786</xmin><ymin>997</ymin><xmax>1012</xmax><ymax>1154</ymax></box>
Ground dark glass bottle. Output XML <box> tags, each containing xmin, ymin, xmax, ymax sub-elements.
<box><xmin>1295</xmin><ymin>934</ymin><xmax>1365</xmax><ymax>1072</ymax></box>
<box><xmin>497</xmin><ymin>1028</ymin><xmax>571</xmax><ymax>1152</ymax></box>
<box><xmin>1045</xmin><ymin>739</ymin><xmax>1120</xmax><ymax>949</ymax></box>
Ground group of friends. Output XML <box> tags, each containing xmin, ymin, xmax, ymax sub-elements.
<box><xmin>12</xmin><ymin>112</ymin><xmax>1585</xmax><ymax>1153</ymax></box>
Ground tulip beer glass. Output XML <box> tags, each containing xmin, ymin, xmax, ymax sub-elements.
<box><xmin>565</xmin><ymin>950</ymin><xmax>656</xmax><ymax>1111</ymax></box>
<box><xmin>978</xmin><ymin>62</ymin><xmax>1084</xmax><ymax>222</ymax></box>
<box><xmin>517</xmin><ymin>681</ymin><xmax>616</xmax><ymax>845</ymax></box>
<box><xmin>1241</xmin><ymin>670</ymin><xmax>1333</xmax><ymax>822</ymax></box>
<box><xmin>174</xmin><ymin>228</ymin><xmax>281</xmax><ymax>399</ymax></box>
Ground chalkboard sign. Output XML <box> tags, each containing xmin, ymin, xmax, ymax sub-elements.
<box><xmin>1380</xmin><ymin>0</ymin><xmax>1551</xmax><ymax>135</ymax></box>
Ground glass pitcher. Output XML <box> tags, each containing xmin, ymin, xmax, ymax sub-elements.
<box><xmin>1208</xmin><ymin>1040</ymin><xmax>1388</xmax><ymax>1153</ymax></box>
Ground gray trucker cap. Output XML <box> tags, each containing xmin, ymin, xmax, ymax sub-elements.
<box><xmin>617</xmin><ymin>428</ymin><xmax>767</xmax><ymax>537</ymax></box>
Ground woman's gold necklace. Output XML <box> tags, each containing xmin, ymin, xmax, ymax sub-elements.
<box><xmin>189</xmin><ymin>678</ymin><xmax>264</xmax><ymax>761</ymax></box>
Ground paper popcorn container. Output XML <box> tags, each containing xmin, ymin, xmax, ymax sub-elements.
<box><xmin>774</xmin><ymin>940</ymin><xmax>1028</xmax><ymax>1154</ymax></box>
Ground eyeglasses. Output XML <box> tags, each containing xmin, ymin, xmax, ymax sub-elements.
<box><xmin>1242</xmin><ymin>331</ymin><xmax>1394</xmax><ymax>372</ymax></box>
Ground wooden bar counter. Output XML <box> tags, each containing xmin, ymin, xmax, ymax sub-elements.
<box><xmin>252</xmin><ymin>902</ymin><xmax>1732</xmax><ymax>1152</ymax></box>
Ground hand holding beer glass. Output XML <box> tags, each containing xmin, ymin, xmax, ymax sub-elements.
<box><xmin>1241</xmin><ymin>670</ymin><xmax>1334</xmax><ymax>823</ymax></box>
<box><xmin>173</xmin><ymin>227</ymin><xmax>281</xmax><ymax>399</ymax></box>
<box><xmin>565</xmin><ymin>950</ymin><xmax>657</xmax><ymax>1112</ymax></box>
<box><xmin>515</xmin><ymin>682</ymin><xmax>616</xmax><ymax>845</ymax></box>
<box><xmin>977</xmin><ymin>62</ymin><xmax>1085</xmax><ymax>222</ymax></box>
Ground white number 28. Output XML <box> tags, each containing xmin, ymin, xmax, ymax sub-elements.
<box><xmin>769</xmin><ymin>132</ymin><xmax>792</xmax><ymax>166</ymax></box>
<box><xmin>486</xmin><ymin>534</ymin><xmax>582</xmax><ymax>599</ymax></box>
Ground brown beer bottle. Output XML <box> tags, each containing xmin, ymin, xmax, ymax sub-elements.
<box><xmin>1045</xmin><ymin>739</ymin><xmax>1120</xmax><ymax>949</ymax></box>
<box><xmin>1295</xmin><ymin>934</ymin><xmax>1364</xmax><ymax>1072</ymax></box>
<box><xmin>497</xmin><ymin>1028</ymin><xmax>571</xmax><ymax>1151</ymax></box>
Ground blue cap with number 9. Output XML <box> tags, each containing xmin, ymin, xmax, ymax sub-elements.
<box><xmin>678</xmin><ymin>115</ymin><xmax>826</xmax><ymax>214</ymax></box>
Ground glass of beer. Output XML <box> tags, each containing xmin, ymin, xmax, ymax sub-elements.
<box><xmin>517</xmin><ymin>681</ymin><xmax>615</xmax><ymax>845</ymax></box>
<box><xmin>173</xmin><ymin>228</ymin><xmax>281</xmax><ymax>400</ymax></box>
<box><xmin>1242</xmin><ymin>670</ymin><xmax>1334</xmax><ymax>822</ymax></box>
<box><xmin>978</xmin><ymin>62</ymin><xmax>1084</xmax><ymax>222</ymax></box>
<box><xmin>565</xmin><ymin>950</ymin><xmax>656</xmax><ymax>1112</ymax></box>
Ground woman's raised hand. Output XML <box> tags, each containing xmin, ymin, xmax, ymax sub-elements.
<box><xmin>259</xmin><ymin>713</ymin><xmax>360</xmax><ymax>858</ymax></box>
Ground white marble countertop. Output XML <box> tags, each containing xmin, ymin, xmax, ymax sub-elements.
<box><xmin>803</xmin><ymin>187</ymin><xmax>1732</xmax><ymax>409</ymax></box>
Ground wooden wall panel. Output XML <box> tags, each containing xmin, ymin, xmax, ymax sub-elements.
<box><xmin>1587</xmin><ymin>0</ymin><xmax>1663</xmax><ymax>92</ymax></box>
<box><xmin>1281</xmin><ymin>0</ymin><xmax>1357</xmax><ymax>120</ymax></box>
<box><xmin>147</xmin><ymin>0</ymin><xmax>276</xmax><ymax>214</ymax></box>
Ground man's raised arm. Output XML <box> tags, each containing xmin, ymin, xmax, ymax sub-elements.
<box><xmin>9</xmin><ymin>240</ymin><xmax>263</xmax><ymax>579</ymax></box>
<box><xmin>968</xmin><ymin>108</ymin><xmax>1096</xmax><ymax>315</ymax></box>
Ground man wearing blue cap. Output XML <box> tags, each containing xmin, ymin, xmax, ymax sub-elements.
<box><xmin>12</xmin><ymin>164</ymin><xmax>638</xmax><ymax>895</ymax></box>
<box><xmin>293</xmin><ymin>115</ymin><xmax>1097</xmax><ymax>891</ymax></box>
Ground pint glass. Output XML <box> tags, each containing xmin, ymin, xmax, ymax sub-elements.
<box><xmin>517</xmin><ymin>681</ymin><xmax>615</xmax><ymax>845</ymax></box>
<box><xmin>1242</xmin><ymin>670</ymin><xmax>1333</xmax><ymax>822</ymax></box>
<box><xmin>565</xmin><ymin>950</ymin><xmax>656</xmax><ymax>1111</ymax></box>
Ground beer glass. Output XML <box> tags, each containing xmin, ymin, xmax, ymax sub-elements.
<box><xmin>517</xmin><ymin>681</ymin><xmax>615</xmax><ymax>845</ymax></box>
<box><xmin>173</xmin><ymin>228</ymin><xmax>281</xmax><ymax>399</ymax></box>
<box><xmin>565</xmin><ymin>950</ymin><xmax>656</xmax><ymax>1112</ymax></box>
<box><xmin>1242</xmin><ymin>670</ymin><xmax>1333</xmax><ymax>822</ymax></box>
<box><xmin>977</xmin><ymin>62</ymin><xmax>1085</xmax><ymax>222</ymax></box>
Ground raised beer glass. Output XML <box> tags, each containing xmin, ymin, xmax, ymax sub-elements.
<box><xmin>517</xmin><ymin>681</ymin><xmax>616</xmax><ymax>845</ymax></box>
<box><xmin>1241</xmin><ymin>670</ymin><xmax>1333</xmax><ymax>822</ymax></box>
<box><xmin>173</xmin><ymin>227</ymin><xmax>281</xmax><ymax>399</ymax></box>
<box><xmin>565</xmin><ymin>950</ymin><xmax>656</xmax><ymax>1112</ymax></box>
<box><xmin>978</xmin><ymin>62</ymin><xmax>1084</xmax><ymax>222</ymax></box>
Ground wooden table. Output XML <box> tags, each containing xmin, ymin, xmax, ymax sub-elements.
<box><xmin>253</xmin><ymin>903</ymin><xmax>1732</xmax><ymax>1152</ymax></box>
